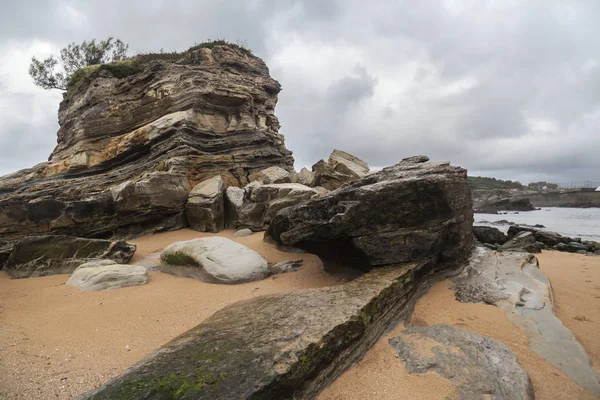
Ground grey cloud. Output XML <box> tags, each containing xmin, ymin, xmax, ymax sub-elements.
<box><xmin>1</xmin><ymin>0</ymin><xmax>600</xmax><ymax>184</ymax></box>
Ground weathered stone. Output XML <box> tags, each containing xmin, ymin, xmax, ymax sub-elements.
<box><xmin>0</xmin><ymin>44</ymin><xmax>293</xmax><ymax>242</ymax></box>
<box><xmin>186</xmin><ymin>176</ymin><xmax>225</xmax><ymax>233</ymax></box>
<box><xmin>473</xmin><ymin>226</ymin><xmax>508</xmax><ymax>245</ymax></box>
<box><xmin>236</xmin><ymin>183</ymin><xmax>317</xmax><ymax>231</ymax></box>
<box><xmin>233</xmin><ymin>228</ymin><xmax>253</xmax><ymax>238</ymax></box>
<box><xmin>4</xmin><ymin>235</ymin><xmax>136</xmax><ymax>278</ymax></box>
<box><xmin>266</xmin><ymin>159</ymin><xmax>473</xmax><ymax>273</ymax></box>
<box><xmin>269</xmin><ymin>259</ymin><xmax>303</xmax><ymax>275</ymax></box>
<box><xmin>224</xmin><ymin>186</ymin><xmax>245</xmax><ymax>229</ymax></box>
<box><xmin>160</xmin><ymin>237</ymin><xmax>268</xmax><ymax>284</ymax></box>
<box><xmin>391</xmin><ymin>324</ymin><xmax>534</xmax><ymax>400</ymax></box>
<box><xmin>400</xmin><ymin>155</ymin><xmax>430</xmax><ymax>164</ymax></box>
<box><xmin>66</xmin><ymin>263</ymin><xmax>148</xmax><ymax>291</ymax></box>
<box><xmin>292</xmin><ymin>167</ymin><xmax>316</xmax><ymax>187</ymax></box>
<box><xmin>534</xmin><ymin>230</ymin><xmax>571</xmax><ymax>246</ymax></box>
<box><xmin>452</xmin><ymin>248</ymin><xmax>600</xmax><ymax>396</ymax></box>
<box><xmin>79</xmin><ymin>259</ymin><xmax>464</xmax><ymax>400</ymax></box>
<box><xmin>499</xmin><ymin>231</ymin><xmax>541</xmax><ymax>253</ymax></box>
<box><xmin>312</xmin><ymin>150</ymin><xmax>369</xmax><ymax>190</ymax></box>
<box><xmin>248</xmin><ymin>166</ymin><xmax>291</xmax><ymax>184</ymax></box>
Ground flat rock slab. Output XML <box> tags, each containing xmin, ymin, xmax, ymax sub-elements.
<box><xmin>391</xmin><ymin>324</ymin><xmax>534</xmax><ymax>400</ymax></box>
<box><xmin>160</xmin><ymin>237</ymin><xmax>269</xmax><ymax>284</ymax></box>
<box><xmin>66</xmin><ymin>263</ymin><xmax>148</xmax><ymax>291</ymax></box>
<box><xmin>79</xmin><ymin>260</ymin><xmax>462</xmax><ymax>399</ymax></box>
<box><xmin>453</xmin><ymin>248</ymin><xmax>600</xmax><ymax>396</ymax></box>
<box><xmin>4</xmin><ymin>235</ymin><xmax>136</xmax><ymax>278</ymax></box>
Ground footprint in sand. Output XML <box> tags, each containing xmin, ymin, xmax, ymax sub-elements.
<box><xmin>573</xmin><ymin>315</ymin><xmax>592</xmax><ymax>322</ymax></box>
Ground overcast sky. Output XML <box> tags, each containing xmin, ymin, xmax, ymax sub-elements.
<box><xmin>1</xmin><ymin>0</ymin><xmax>599</xmax><ymax>184</ymax></box>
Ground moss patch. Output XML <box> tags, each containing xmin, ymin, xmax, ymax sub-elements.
<box><xmin>162</xmin><ymin>252</ymin><xmax>200</xmax><ymax>267</ymax></box>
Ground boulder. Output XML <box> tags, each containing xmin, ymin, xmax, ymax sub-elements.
<box><xmin>266</xmin><ymin>159</ymin><xmax>473</xmax><ymax>273</ymax></box>
<box><xmin>535</xmin><ymin>230</ymin><xmax>571</xmax><ymax>247</ymax></box>
<box><xmin>235</xmin><ymin>183</ymin><xmax>318</xmax><ymax>231</ymax></box>
<box><xmin>4</xmin><ymin>235</ymin><xmax>136</xmax><ymax>278</ymax></box>
<box><xmin>292</xmin><ymin>168</ymin><xmax>316</xmax><ymax>187</ymax></box>
<box><xmin>66</xmin><ymin>262</ymin><xmax>148</xmax><ymax>291</ymax></box>
<box><xmin>391</xmin><ymin>324</ymin><xmax>534</xmax><ymax>400</ymax></box>
<box><xmin>473</xmin><ymin>226</ymin><xmax>508</xmax><ymax>245</ymax></box>
<box><xmin>0</xmin><ymin>44</ymin><xmax>294</xmax><ymax>243</ymax></box>
<box><xmin>312</xmin><ymin>150</ymin><xmax>369</xmax><ymax>190</ymax></box>
<box><xmin>186</xmin><ymin>176</ymin><xmax>225</xmax><ymax>233</ymax></box>
<box><xmin>499</xmin><ymin>231</ymin><xmax>542</xmax><ymax>253</ymax></box>
<box><xmin>248</xmin><ymin>166</ymin><xmax>291</xmax><ymax>184</ymax></box>
<box><xmin>233</xmin><ymin>228</ymin><xmax>254</xmax><ymax>238</ymax></box>
<box><xmin>160</xmin><ymin>237</ymin><xmax>269</xmax><ymax>284</ymax></box>
<box><xmin>224</xmin><ymin>186</ymin><xmax>245</xmax><ymax>228</ymax></box>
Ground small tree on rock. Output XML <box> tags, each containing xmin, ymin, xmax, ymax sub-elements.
<box><xmin>29</xmin><ymin>37</ymin><xmax>129</xmax><ymax>90</ymax></box>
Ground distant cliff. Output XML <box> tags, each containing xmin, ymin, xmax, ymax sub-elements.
<box><xmin>516</xmin><ymin>191</ymin><xmax>600</xmax><ymax>208</ymax></box>
<box><xmin>0</xmin><ymin>43</ymin><xmax>293</xmax><ymax>242</ymax></box>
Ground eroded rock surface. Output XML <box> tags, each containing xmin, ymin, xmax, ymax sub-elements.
<box><xmin>0</xmin><ymin>45</ymin><xmax>293</xmax><ymax>243</ymax></box>
<box><xmin>473</xmin><ymin>226</ymin><xmax>508</xmax><ymax>245</ymax></box>
<box><xmin>312</xmin><ymin>150</ymin><xmax>369</xmax><ymax>190</ymax></box>
<box><xmin>266</xmin><ymin>158</ymin><xmax>473</xmax><ymax>273</ymax></box>
<box><xmin>391</xmin><ymin>324</ymin><xmax>534</xmax><ymax>400</ymax></box>
<box><xmin>475</xmin><ymin>198</ymin><xmax>536</xmax><ymax>214</ymax></box>
<box><xmin>66</xmin><ymin>262</ymin><xmax>148</xmax><ymax>291</ymax></box>
<box><xmin>453</xmin><ymin>248</ymin><xmax>600</xmax><ymax>396</ymax></box>
<box><xmin>186</xmin><ymin>176</ymin><xmax>225</xmax><ymax>233</ymax></box>
<box><xmin>4</xmin><ymin>235</ymin><xmax>136</xmax><ymax>278</ymax></box>
<box><xmin>80</xmin><ymin>259</ymin><xmax>464</xmax><ymax>400</ymax></box>
<box><xmin>160</xmin><ymin>237</ymin><xmax>268</xmax><ymax>284</ymax></box>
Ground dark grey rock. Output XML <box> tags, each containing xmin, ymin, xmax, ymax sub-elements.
<box><xmin>390</xmin><ymin>324</ymin><xmax>534</xmax><ymax>400</ymax></box>
<box><xmin>266</xmin><ymin>159</ymin><xmax>473</xmax><ymax>273</ymax></box>
<box><xmin>473</xmin><ymin>226</ymin><xmax>508</xmax><ymax>245</ymax></box>
<box><xmin>4</xmin><ymin>235</ymin><xmax>136</xmax><ymax>278</ymax></box>
<box><xmin>475</xmin><ymin>198</ymin><xmax>536</xmax><ymax>214</ymax></box>
<box><xmin>483</xmin><ymin>243</ymin><xmax>499</xmax><ymax>251</ymax></box>
<box><xmin>499</xmin><ymin>231</ymin><xmax>542</xmax><ymax>254</ymax></box>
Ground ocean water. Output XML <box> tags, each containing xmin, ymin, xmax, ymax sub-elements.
<box><xmin>474</xmin><ymin>207</ymin><xmax>600</xmax><ymax>242</ymax></box>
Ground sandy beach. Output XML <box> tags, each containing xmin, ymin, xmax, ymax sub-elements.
<box><xmin>0</xmin><ymin>229</ymin><xmax>342</xmax><ymax>399</ymax></box>
<box><xmin>320</xmin><ymin>251</ymin><xmax>600</xmax><ymax>400</ymax></box>
<box><xmin>1</xmin><ymin>232</ymin><xmax>599</xmax><ymax>399</ymax></box>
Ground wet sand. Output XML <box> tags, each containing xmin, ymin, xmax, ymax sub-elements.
<box><xmin>0</xmin><ymin>229</ymin><xmax>342</xmax><ymax>399</ymax></box>
<box><xmin>320</xmin><ymin>251</ymin><xmax>600</xmax><ymax>400</ymax></box>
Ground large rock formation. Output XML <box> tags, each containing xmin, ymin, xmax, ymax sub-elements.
<box><xmin>80</xmin><ymin>260</ymin><xmax>466</xmax><ymax>400</ymax></box>
<box><xmin>266</xmin><ymin>157</ymin><xmax>473</xmax><ymax>273</ymax></box>
<box><xmin>474</xmin><ymin>198</ymin><xmax>536</xmax><ymax>214</ymax></box>
<box><xmin>0</xmin><ymin>44</ymin><xmax>293</xmax><ymax>245</ymax></box>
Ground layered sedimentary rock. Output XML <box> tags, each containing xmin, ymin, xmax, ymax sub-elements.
<box><xmin>266</xmin><ymin>157</ymin><xmax>473</xmax><ymax>273</ymax></box>
<box><xmin>0</xmin><ymin>45</ymin><xmax>293</xmax><ymax>245</ymax></box>
<box><xmin>312</xmin><ymin>149</ymin><xmax>370</xmax><ymax>190</ymax></box>
<box><xmin>66</xmin><ymin>261</ymin><xmax>148</xmax><ymax>291</ymax></box>
<box><xmin>81</xmin><ymin>260</ymin><xmax>467</xmax><ymax>400</ymax></box>
<box><xmin>4</xmin><ymin>235</ymin><xmax>136</xmax><ymax>278</ymax></box>
<box><xmin>474</xmin><ymin>197</ymin><xmax>535</xmax><ymax>214</ymax></box>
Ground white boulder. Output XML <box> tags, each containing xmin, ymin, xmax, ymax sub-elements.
<box><xmin>160</xmin><ymin>237</ymin><xmax>269</xmax><ymax>284</ymax></box>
